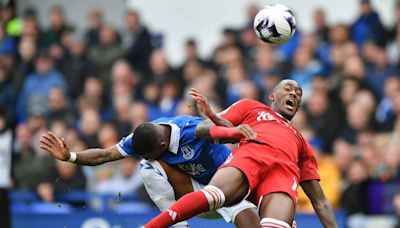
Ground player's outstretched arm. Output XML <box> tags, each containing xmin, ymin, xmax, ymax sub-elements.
<box><xmin>195</xmin><ymin>121</ymin><xmax>256</xmax><ymax>142</ymax></box>
<box><xmin>39</xmin><ymin>132</ymin><xmax>124</xmax><ymax>166</ymax></box>
<box><xmin>300</xmin><ymin>180</ymin><xmax>338</xmax><ymax>228</ymax></box>
<box><xmin>189</xmin><ymin>88</ymin><xmax>234</xmax><ymax>127</ymax></box>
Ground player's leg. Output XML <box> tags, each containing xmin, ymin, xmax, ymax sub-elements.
<box><xmin>190</xmin><ymin>174</ymin><xmax>259</xmax><ymax>227</ymax></box>
<box><xmin>157</xmin><ymin>160</ymin><xmax>194</xmax><ymax>199</ymax></box>
<box><xmin>259</xmin><ymin>192</ymin><xmax>295</xmax><ymax>228</ymax></box>
<box><xmin>143</xmin><ymin>159</ymin><xmax>259</xmax><ymax>227</ymax></box>
<box><xmin>233</xmin><ymin>207</ymin><xmax>260</xmax><ymax>228</ymax></box>
<box><xmin>144</xmin><ymin>166</ymin><xmax>250</xmax><ymax>228</ymax></box>
<box><xmin>207</xmin><ymin>166</ymin><xmax>250</xmax><ymax>206</ymax></box>
<box><xmin>139</xmin><ymin>159</ymin><xmax>190</xmax><ymax>228</ymax></box>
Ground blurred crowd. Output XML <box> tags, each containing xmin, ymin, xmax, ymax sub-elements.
<box><xmin>0</xmin><ymin>0</ymin><xmax>400</xmax><ymax>226</ymax></box>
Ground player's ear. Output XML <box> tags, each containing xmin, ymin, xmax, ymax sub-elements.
<box><xmin>160</xmin><ymin>141</ymin><xmax>168</xmax><ymax>150</ymax></box>
<box><xmin>268</xmin><ymin>92</ymin><xmax>275</xmax><ymax>102</ymax></box>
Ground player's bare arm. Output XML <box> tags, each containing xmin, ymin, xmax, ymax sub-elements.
<box><xmin>195</xmin><ymin>121</ymin><xmax>256</xmax><ymax>141</ymax></box>
<box><xmin>189</xmin><ymin>88</ymin><xmax>234</xmax><ymax>127</ymax></box>
<box><xmin>39</xmin><ymin>132</ymin><xmax>124</xmax><ymax>166</ymax></box>
<box><xmin>300</xmin><ymin>180</ymin><xmax>338</xmax><ymax>228</ymax></box>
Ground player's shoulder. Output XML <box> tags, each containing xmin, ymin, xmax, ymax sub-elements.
<box><xmin>234</xmin><ymin>99</ymin><xmax>267</xmax><ymax>108</ymax></box>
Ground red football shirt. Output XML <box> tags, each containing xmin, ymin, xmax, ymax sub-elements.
<box><xmin>219</xmin><ymin>99</ymin><xmax>320</xmax><ymax>182</ymax></box>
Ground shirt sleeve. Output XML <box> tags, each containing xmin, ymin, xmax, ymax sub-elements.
<box><xmin>218</xmin><ymin>100</ymin><xmax>250</xmax><ymax>126</ymax></box>
<box><xmin>299</xmin><ymin>139</ymin><xmax>320</xmax><ymax>182</ymax></box>
<box><xmin>116</xmin><ymin>133</ymin><xmax>134</xmax><ymax>157</ymax></box>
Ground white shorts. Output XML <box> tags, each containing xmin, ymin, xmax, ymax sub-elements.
<box><xmin>139</xmin><ymin>160</ymin><xmax>256</xmax><ymax>223</ymax></box>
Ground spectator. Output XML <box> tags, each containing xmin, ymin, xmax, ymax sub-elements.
<box><xmin>13</xmin><ymin>124</ymin><xmax>35</xmax><ymax>189</ymax></box>
<box><xmin>96</xmin><ymin>157</ymin><xmax>142</xmax><ymax>195</ymax></box>
<box><xmin>225</xmin><ymin>60</ymin><xmax>248</xmax><ymax>105</ymax></box>
<box><xmin>305</xmin><ymin>90</ymin><xmax>344</xmax><ymax>152</ymax></box>
<box><xmin>251</xmin><ymin>44</ymin><xmax>280</xmax><ymax>93</ymax></box>
<box><xmin>182</xmin><ymin>39</ymin><xmax>203</xmax><ymax>64</ymax></box>
<box><xmin>20</xmin><ymin>8</ymin><xmax>41</xmax><ymax>43</ymax></box>
<box><xmin>16</xmin><ymin>50</ymin><xmax>67</xmax><ymax>122</ymax></box>
<box><xmin>59</xmin><ymin>39</ymin><xmax>96</xmax><ymax>99</ymax></box>
<box><xmin>142</xmin><ymin>82</ymin><xmax>162</xmax><ymax>120</ymax></box>
<box><xmin>364</xmin><ymin>47</ymin><xmax>397</xmax><ymax>100</ymax></box>
<box><xmin>112</xmin><ymin>95</ymin><xmax>133</xmax><ymax>137</ymax></box>
<box><xmin>122</xmin><ymin>10</ymin><xmax>153</xmax><ymax>74</ymax></box>
<box><xmin>394</xmin><ymin>193</ymin><xmax>400</xmax><ymax>228</ymax></box>
<box><xmin>0</xmin><ymin>62</ymin><xmax>15</xmax><ymax>117</ymax></box>
<box><xmin>88</xmin><ymin>25</ymin><xmax>122</xmax><ymax>88</ymax></box>
<box><xmin>289</xmin><ymin>47</ymin><xmax>323</xmax><ymax>102</ymax></box>
<box><xmin>47</xmin><ymin>87</ymin><xmax>74</xmax><ymax>127</ymax></box>
<box><xmin>159</xmin><ymin>79</ymin><xmax>182</xmax><ymax>117</ymax></box>
<box><xmin>351</xmin><ymin>0</ymin><xmax>386</xmax><ymax>47</ymax></box>
<box><xmin>0</xmin><ymin>105</ymin><xmax>12</xmax><ymax>228</ymax></box>
<box><xmin>37</xmin><ymin>159</ymin><xmax>86</xmax><ymax>204</ymax></box>
<box><xmin>110</xmin><ymin>60</ymin><xmax>139</xmax><ymax>98</ymax></box>
<box><xmin>15</xmin><ymin>127</ymin><xmax>56</xmax><ymax>191</ymax></box>
<box><xmin>313</xmin><ymin>8</ymin><xmax>330</xmax><ymax>43</ymax></box>
<box><xmin>1</xmin><ymin>1</ymin><xmax>22</xmax><ymax>38</ymax></box>
<box><xmin>128</xmin><ymin>101</ymin><xmax>149</xmax><ymax>129</ymax></box>
<box><xmin>84</xmin><ymin>7</ymin><xmax>104</xmax><ymax>48</ymax></box>
<box><xmin>341</xmin><ymin>160</ymin><xmax>370</xmax><ymax>228</ymax></box>
<box><xmin>148</xmin><ymin>48</ymin><xmax>178</xmax><ymax>85</ymax></box>
<box><xmin>41</xmin><ymin>6</ymin><xmax>70</xmax><ymax>47</ymax></box>
<box><xmin>13</xmin><ymin>37</ymin><xmax>37</xmax><ymax>92</ymax></box>
<box><xmin>77</xmin><ymin>108</ymin><xmax>101</xmax><ymax>148</ymax></box>
<box><xmin>0</xmin><ymin>22</ymin><xmax>16</xmax><ymax>55</ymax></box>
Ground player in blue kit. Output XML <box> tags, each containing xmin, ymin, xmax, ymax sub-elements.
<box><xmin>39</xmin><ymin>115</ymin><xmax>259</xmax><ymax>228</ymax></box>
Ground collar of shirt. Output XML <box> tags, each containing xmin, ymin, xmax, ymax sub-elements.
<box><xmin>272</xmin><ymin>109</ymin><xmax>291</xmax><ymax>124</ymax></box>
<box><xmin>158</xmin><ymin>123</ymin><xmax>180</xmax><ymax>154</ymax></box>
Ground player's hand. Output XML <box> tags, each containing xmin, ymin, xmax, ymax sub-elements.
<box><xmin>39</xmin><ymin>132</ymin><xmax>70</xmax><ymax>161</ymax></box>
<box><xmin>236</xmin><ymin>124</ymin><xmax>257</xmax><ymax>139</ymax></box>
<box><xmin>189</xmin><ymin>88</ymin><xmax>215</xmax><ymax>118</ymax></box>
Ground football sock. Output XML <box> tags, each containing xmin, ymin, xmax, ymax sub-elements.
<box><xmin>144</xmin><ymin>185</ymin><xmax>225</xmax><ymax>228</ymax></box>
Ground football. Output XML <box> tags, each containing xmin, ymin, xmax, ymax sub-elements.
<box><xmin>253</xmin><ymin>3</ymin><xmax>296</xmax><ymax>45</ymax></box>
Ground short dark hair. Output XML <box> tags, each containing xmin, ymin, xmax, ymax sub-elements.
<box><xmin>131</xmin><ymin>122</ymin><xmax>160</xmax><ymax>157</ymax></box>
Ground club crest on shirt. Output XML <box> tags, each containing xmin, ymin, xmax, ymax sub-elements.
<box><xmin>181</xmin><ymin>145</ymin><xmax>194</xmax><ymax>160</ymax></box>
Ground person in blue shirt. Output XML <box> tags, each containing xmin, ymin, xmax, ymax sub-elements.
<box><xmin>39</xmin><ymin>115</ymin><xmax>259</xmax><ymax>228</ymax></box>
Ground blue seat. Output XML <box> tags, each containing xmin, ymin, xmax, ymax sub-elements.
<box><xmin>30</xmin><ymin>202</ymin><xmax>72</xmax><ymax>214</ymax></box>
<box><xmin>11</xmin><ymin>203</ymin><xmax>31</xmax><ymax>213</ymax></box>
<box><xmin>112</xmin><ymin>202</ymin><xmax>156</xmax><ymax>214</ymax></box>
<box><xmin>10</xmin><ymin>190</ymin><xmax>38</xmax><ymax>203</ymax></box>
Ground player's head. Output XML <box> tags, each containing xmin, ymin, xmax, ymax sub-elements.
<box><xmin>132</xmin><ymin>122</ymin><xmax>169</xmax><ymax>160</ymax></box>
<box><xmin>269</xmin><ymin>79</ymin><xmax>302</xmax><ymax>120</ymax></box>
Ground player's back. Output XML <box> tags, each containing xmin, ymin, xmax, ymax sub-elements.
<box><xmin>220</xmin><ymin>99</ymin><xmax>305</xmax><ymax>163</ymax></box>
<box><xmin>154</xmin><ymin>115</ymin><xmax>231</xmax><ymax>185</ymax></box>
<box><xmin>117</xmin><ymin>115</ymin><xmax>232</xmax><ymax>185</ymax></box>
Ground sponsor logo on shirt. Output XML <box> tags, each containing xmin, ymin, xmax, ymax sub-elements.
<box><xmin>256</xmin><ymin>111</ymin><xmax>301</xmax><ymax>138</ymax></box>
<box><xmin>181</xmin><ymin>145</ymin><xmax>194</xmax><ymax>160</ymax></box>
<box><xmin>178</xmin><ymin>163</ymin><xmax>206</xmax><ymax>176</ymax></box>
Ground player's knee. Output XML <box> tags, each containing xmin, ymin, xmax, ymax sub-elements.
<box><xmin>260</xmin><ymin>218</ymin><xmax>291</xmax><ymax>228</ymax></box>
<box><xmin>201</xmin><ymin>185</ymin><xmax>226</xmax><ymax>210</ymax></box>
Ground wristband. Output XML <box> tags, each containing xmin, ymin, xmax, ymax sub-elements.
<box><xmin>67</xmin><ymin>152</ymin><xmax>77</xmax><ymax>163</ymax></box>
<box><xmin>209</xmin><ymin>126</ymin><xmax>243</xmax><ymax>140</ymax></box>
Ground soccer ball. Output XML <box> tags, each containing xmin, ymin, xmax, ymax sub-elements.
<box><xmin>253</xmin><ymin>3</ymin><xmax>296</xmax><ymax>45</ymax></box>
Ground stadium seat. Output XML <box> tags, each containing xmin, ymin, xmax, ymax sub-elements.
<box><xmin>30</xmin><ymin>202</ymin><xmax>73</xmax><ymax>214</ymax></box>
<box><xmin>112</xmin><ymin>202</ymin><xmax>156</xmax><ymax>214</ymax></box>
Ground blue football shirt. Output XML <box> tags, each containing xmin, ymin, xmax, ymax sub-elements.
<box><xmin>117</xmin><ymin>115</ymin><xmax>231</xmax><ymax>184</ymax></box>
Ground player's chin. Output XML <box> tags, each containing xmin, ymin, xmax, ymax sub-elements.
<box><xmin>282</xmin><ymin>109</ymin><xmax>296</xmax><ymax>120</ymax></box>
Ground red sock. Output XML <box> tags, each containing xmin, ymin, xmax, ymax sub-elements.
<box><xmin>144</xmin><ymin>191</ymin><xmax>210</xmax><ymax>228</ymax></box>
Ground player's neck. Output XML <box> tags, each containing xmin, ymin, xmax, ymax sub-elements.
<box><xmin>162</xmin><ymin>125</ymin><xmax>172</xmax><ymax>147</ymax></box>
<box><xmin>271</xmin><ymin>105</ymin><xmax>292</xmax><ymax>122</ymax></box>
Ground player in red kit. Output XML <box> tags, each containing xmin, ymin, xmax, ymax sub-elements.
<box><xmin>145</xmin><ymin>79</ymin><xmax>337</xmax><ymax>228</ymax></box>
